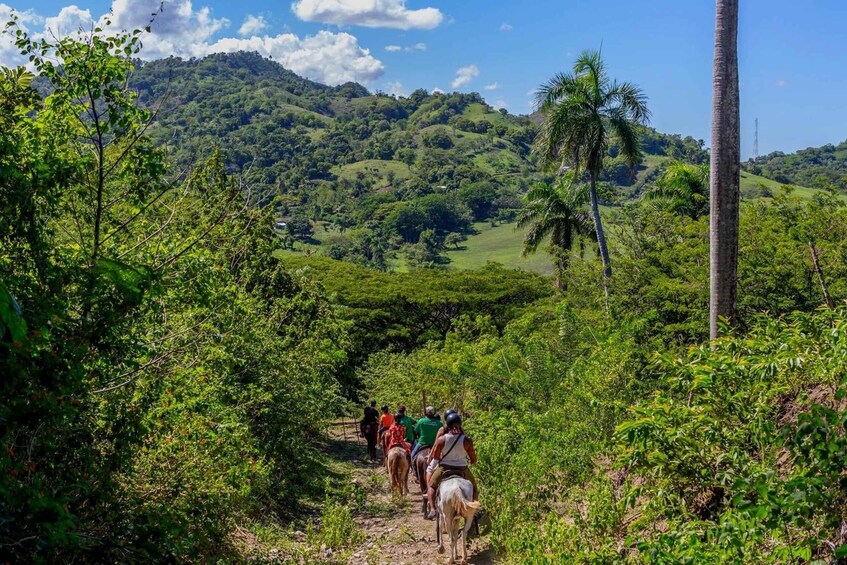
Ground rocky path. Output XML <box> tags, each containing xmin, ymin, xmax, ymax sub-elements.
<box><xmin>327</xmin><ymin>424</ymin><xmax>493</xmax><ymax>565</ymax></box>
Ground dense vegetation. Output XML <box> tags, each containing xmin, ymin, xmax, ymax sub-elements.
<box><xmin>745</xmin><ymin>139</ymin><xmax>847</xmax><ymax>190</ymax></box>
<box><xmin>1</xmin><ymin>29</ymin><xmax>352</xmax><ymax>561</ymax></box>
<box><xmin>4</xmin><ymin>21</ymin><xmax>847</xmax><ymax>565</ymax></box>
<box><xmin>369</xmin><ymin>190</ymin><xmax>847</xmax><ymax>562</ymax></box>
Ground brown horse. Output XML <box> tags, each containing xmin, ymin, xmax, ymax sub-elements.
<box><xmin>414</xmin><ymin>445</ymin><xmax>432</xmax><ymax>514</ymax></box>
<box><xmin>414</xmin><ymin>445</ymin><xmax>432</xmax><ymax>486</ymax></box>
<box><xmin>387</xmin><ymin>446</ymin><xmax>409</xmax><ymax>495</ymax></box>
<box><xmin>361</xmin><ymin>421</ymin><xmax>378</xmax><ymax>462</ymax></box>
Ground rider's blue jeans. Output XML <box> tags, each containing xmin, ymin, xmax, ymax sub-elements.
<box><xmin>411</xmin><ymin>441</ymin><xmax>430</xmax><ymax>461</ymax></box>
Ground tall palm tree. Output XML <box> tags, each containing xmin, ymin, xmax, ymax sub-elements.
<box><xmin>534</xmin><ymin>50</ymin><xmax>650</xmax><ymax>283</ymax></box>
<box><xmin>709</xmin><ymin>0</ymin><xmax>741</xmax><ymax>339</ymax></box>
<box><xmin>645</xmin><ymin>161</ymin><xmax>710</xmax><ymax>219</ymax></box>
<box><xmin>517</xmin><ymin>174</ymin><xmax>594</xmax><ymax>288</ymax></box>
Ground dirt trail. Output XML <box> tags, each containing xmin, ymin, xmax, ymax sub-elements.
<box><xmin>327</xmin><ymin>424</ymin><xmax>494</xmax><ymax>565</ymax></box>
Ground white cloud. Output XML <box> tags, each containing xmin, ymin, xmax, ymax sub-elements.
<box><xmin>292</xmin><ymin>0</ymin><xmax>443</xmax><ymax>30</ymax></box>
<box><xmin>431</xmin><ymin>87</ymin><xmax>444</xmax><ymax>94</ymax></box>
<box><xmin>499</xmin><ymin>22</ymin><xmax>512</xmax><ymax>31</ymax></box>
<box><xmin>106</xmin><ymin>0</ymin><xmax>230</xmax><ymax>59</ymax></box>
<box><xmin>385</xmin><ymin>41</ymin><xmax>426</xmax><ymax>53</ymax></box>
<box><xmin>239</xmin><ymin>14</ymin><xmax>269</xmax><ymax>36</ymax></box>
<box><xmin>484</xmin><ymin>82</ymin><xmax>499</xmax><ymax>91</ymax></box>
<box><xmin>451</xmin><ymin>64</ymin><xmax>479</xmax><ymax>89</ymax></box>
<box><xmin>45</xmin><ymin>5</ymin><xmax>94</xmax><ymax>36</ymax></box>
<box><xmin>384</xmin><ymin>80</ymin><xmax>407</xmax><ymax>97</ymax></box>
<box><xmin>0</xmin><ymin>4</ymin><xmax>37</xmax><ymax>67</ymax></box>
<box><xmin>775</xmin><ymin>79</ymin><xmax>787</xmax><ymax>87</ymax></box>
<box><xmin>205</xmin><ymin>31</ymin><xmax>384</xmax><ymax>85</ymax></box>
<box><xmin>492</xmin><ymin>99</ymin><xmax>508</xmax><ymax>110</ymax></box>
<box><xmin>0</xmin><ymin>3</ymin><xmax>41</xmax><ymax>25</ymax></box>
<box><xmin>0</xmin><ymin>1</ymin><xmax>386</xmax><ymax>86</ymax></box>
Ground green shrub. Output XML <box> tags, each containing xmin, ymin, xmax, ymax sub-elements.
<box><xmin>310</xmin><ymin>500</ymin><xmax>364</xmax><ymax>550</ymax></box>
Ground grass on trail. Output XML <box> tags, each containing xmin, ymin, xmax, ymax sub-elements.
<box><xmin>446</xmin><ymin>221</ymin><xmax>554</xmax><ymax>274</ymax></box>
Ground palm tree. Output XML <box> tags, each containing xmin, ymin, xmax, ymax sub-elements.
<box><xmin>517</xmin><ymin>174</ymin><xmax>594</xmax><ymax>288</ymax></box>
<box><xmin>645</xmin><ymin>161</ymin><xmax>710</xmax><ymax>219</ymax></box>
<box><xmin>534</xmin><ymin>50</ymin><xmax>650</xmax><ymax>284</ymax></box>
<box><xmin>709</xmin><ymin>0</ymin><xmax>741</xmax><ymax>339</ymax></box>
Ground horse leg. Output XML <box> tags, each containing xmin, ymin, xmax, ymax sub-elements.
<box><xmin>451</xmin><ymin>517</ymin><xmax>460</xmax><ymax>564</ymax></box>
<box><xmin>461</xmin><ymin>512</ymin><xmax>475</xmax><ymax>564</ymax></box>
<box><xmin>436</xmin><ymin>509</ymin><xmax>445</xmax><ymax>554</ymax></box>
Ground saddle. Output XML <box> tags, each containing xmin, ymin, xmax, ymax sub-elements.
<box><xmin>441</xmin><ymin>465</ymin><xmax>466</xmax><ymax>483</ymax></box>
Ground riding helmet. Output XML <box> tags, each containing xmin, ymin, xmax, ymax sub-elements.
<box><xmin>445</xmin><ymin>412</ymin><xmax>462</xmax><ymax>428</ymax></box>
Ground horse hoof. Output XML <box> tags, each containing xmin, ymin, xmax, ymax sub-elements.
<box><xmin>437</xmin><ymin>546</ymin><xmax>445</xmax><ymax>555</ymax></box>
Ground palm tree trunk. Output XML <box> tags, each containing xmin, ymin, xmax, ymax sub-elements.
<box><xmin>709</xmin><ymin>0</ymin><xmax>740</xmax><ymax>340</ymax></box>
<box><xmin>555</xmin><ymin>249</ymin><xmax>568</xmax><ymax>291</ymax></box>
<box><xmin>589</xmin><ymin>174</ymin><xmax>612</xmax><ymax>279</ymax></box>
<box><xmin>589</xmin><ymin>174</ymin><xmax>611</xmax><ymax>313</ymax></box>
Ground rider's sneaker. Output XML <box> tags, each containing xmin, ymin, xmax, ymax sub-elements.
<box><xmin>425</xmin><ymin>510</ymin><xmax>437</xmax><ymax>520</ymax></box>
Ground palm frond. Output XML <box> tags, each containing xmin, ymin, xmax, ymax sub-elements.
<box><xmin>644</xmin><ymin>161</ymin><xmax>710</xmax><ymax>218</ymax></box>
<box><xmin>534</xmin><ymin>72</ymin><xmax>578</xmax><ymax>111</ymax></box>
<box><xmin>518</xmin><ymin>175</ymin><xmax>597</xmax><ymax>259</ymax></box>
<box><xmin>572</xmin><ymin>50</ymin><xmax>608</xmax><ymax>101</ymax></box>
<box><xmin>604</xmin><ymin>80</ymin><xmax>651</xmax><ymax>124</ymax></box>
<box><xmin>608</xmin><ymin>109</ymin><xmax>642</xmax><ymax>170</ymax></box>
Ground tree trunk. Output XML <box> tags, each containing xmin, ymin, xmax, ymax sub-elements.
<box><xmin>554</xmin><ymin>247</ymin><xmax>568</xmax><ymax>291</ymax></box>
<box><xmin>808</xmin><ymin>242</ymin><xmax>834</xmax><ymax>309</ymax></box>
<box><xmin>709</xmin><ymin>0</ymin><xmax>741</xmax><ymax>340</ymax></box>
<box><xmin>589</xmin><ymin>174</ymin><xmax>612</xmax><ymax>279</ymax></box>
<box><xmin>589</xmin><ymin>174</ymin><xmax>611</xmax><ymax>313</ymax></box>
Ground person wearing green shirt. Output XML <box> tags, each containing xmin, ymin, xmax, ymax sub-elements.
<box><xmin>396</xmin><ymin>405</ymin><xmax>416</xmax><ymax>444</ymax></box>
<box><xmin>411</xmin><ymin>406</ymin><xmax>442</xmax><ymax>460</ymax></box>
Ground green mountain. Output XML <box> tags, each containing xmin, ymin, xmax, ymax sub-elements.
<box><xmin>130</xmin><ymin>52</ymin><xmax>708</xmax><ymax>269</ymax></box>
<box><xmin>744</xmin><ymin>140</ymin><xmax>847</xmax><ymax>189</ymax></box>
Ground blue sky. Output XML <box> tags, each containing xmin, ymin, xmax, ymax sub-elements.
<box><xmin>3</xmin><ymin>0</ymin><xmax>847</xmax><ymax>158</ymax></box>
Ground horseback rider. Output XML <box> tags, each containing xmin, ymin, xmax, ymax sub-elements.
<box><xmin>378</xmin><ymin>404</ymin><xmax>393</xmax><ymax>444</ymax></box>
<box><xmin>361</xmin><ymin>400</ymin><xmax>380</xmax><ymax>461</ymax></box>
<box><xmin>386</xmin><ymin>412</ymin><xmax>412</xmax><ymax>457</ymax></box>
<box><xmin>425</xmin><ymin>412</ymin><xmax>477</xmax><ymax>520</ymax></box>
<box><xmin>411</xmin><ymin>406</ymin><xmax>441</xmax><ymax>461</ymax></box>
<box><xmin>396</xmin><ymin>405</ymin><xmax>416</xmax><ymax>447</ymax></box>
<box><xmin>363</xmin><ymin>400</ymin><xmax>379</xmax><ymax>425</ymax></box>
<box><xmin>426</xmin><ymin>409</ymin><xmax>459</xmax><ymax>457</ymax></box>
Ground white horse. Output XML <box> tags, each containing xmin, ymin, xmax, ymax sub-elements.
<box><xmin>436</xmin><ymin>477</ymin><xmax>480</xmax><ymax>564</ymax></box>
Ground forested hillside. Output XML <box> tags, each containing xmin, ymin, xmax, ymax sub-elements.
<box><xmin>130</xmin><ymin>52</ymin><xmax>708</xmax><ymax>269</ymax></box>
<box><xmin>745</xmin><ymin>139</ymin><xmax>847</xmax><ymax>189</ymax></box>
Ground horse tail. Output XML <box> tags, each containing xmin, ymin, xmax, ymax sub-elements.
<box><xmin>452</xmin><ymin>490</ymin><xmax>481</xmax><ymax>516</ymax></box>
<box><xmin>388</xmin><ymin>452</ymin><xmax>397</xmax><ymax>485</ymax></box>
<box><xmin>388</xmin><ymin>449</ymin><xmax>406</xmax><ymax>491</ymax></box>
<box><xmin>392</xmin><ymin>456</ymin><xmax>402</xmax><ymax>487</ymax></box>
